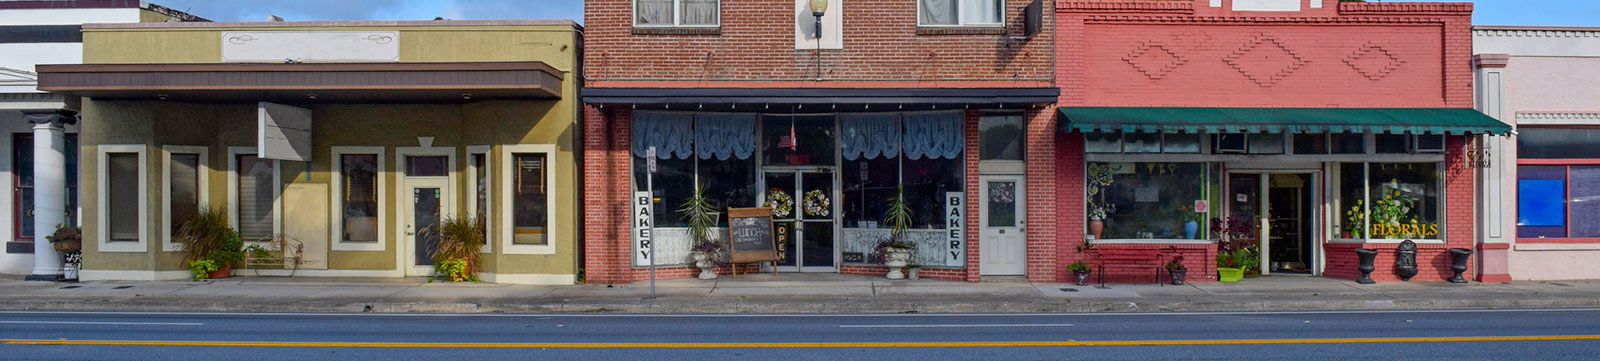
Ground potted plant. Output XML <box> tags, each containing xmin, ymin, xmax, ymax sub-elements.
<box><xmin>430</xmin><ymin>213</ymin><xmax>485</xmax><ymax>283</ymax></box>
<box><xmin>879</xmin><ymin>187</ymin><xmax>915</xmax><ymax>280</ymax></box>
<box><xmin>1177</xmin><ymin>206</ymin><xmax>1205</xmax><ymax>240</ymax></box>
<box><xmin>1211</xmin><ymin>216</ymin><xmax>1255</xmax><ymax>283</ymax></box>
<box><xmin>1166</xmin><ymin>256</ymin><xmax>1188</xmax><ymax>285</ymax></box>
<box><xmin>176</xmin><ymin>206</ymin><xmax>244</xmax><ymax>281</ymax></box>
<box><xmin>1344</xmin><ymin>200</ymin><xmax>1365</xmax><ymax>239</ymax></box>
<box><xmin>679</xmin><ymin>184</ymin><xmax>721</xmax><ymax>280</ymax></box>
<box><xmin>1069</xmin><ymin>237</ymin><xmax>1094</xmax><ymax>286</ymax></box>
<box><xmin>1086</xmin><ymin>163</ymin><xmax>1117</xmax><ymax>240</ymax></box>
<box><xmin>47</xmin><ymin>224</ymin><xmax>82</xmax><ymax>253</ymax></box>
<box><xmin>907</xmin><ymin>262</ymin><xmax>922</xmax><ymax>280</ymax></box>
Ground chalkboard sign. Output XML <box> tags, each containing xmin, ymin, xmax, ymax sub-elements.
<box><xmin>726</xmin><ymin>207</ymin><xmax>778</xmax><ymax>264</ymax></box>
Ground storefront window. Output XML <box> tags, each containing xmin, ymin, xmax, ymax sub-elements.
<box><xmin>842</xmin><ymin>157</ymin><xmax>896</xmax><ymax>228</ymax></box>
<box><xmin>1337</xmin><ymin>162</ymin><xmax>1441</xmax><ymax>240</ymax></box>
<box><xmin>632</xmin><ymin>112</ymin><xmax>758</xmax><ymax>229</ymax></box>
<box><xmin>1515</xmin><ymin>128</ymin><xmax>1600</xmax><ymax>239</ymax></box>
<box><xmin>1087</xmin><ymin>162</ymin><xmax>1210</xmax><ymax>240</ymax></box>
<box><xmin>905</xmin><ymin>157</ymin><xmax>962</xmax><ymax>228</ymax></box>
<box><xmin>762</xmin><ymin>115</ymin><xmax>835</xmax><ymax>166</ymax></box>
<box><xmin>700</xmin><ymin>157</ymin><xmax>756</xmax><ymax>226</ymax></box>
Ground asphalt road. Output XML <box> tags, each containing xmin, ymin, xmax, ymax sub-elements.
<box><xmin>2</xmin><ymin>309</ymin><xmax>1599</xmax><ymax>360</ymax></box>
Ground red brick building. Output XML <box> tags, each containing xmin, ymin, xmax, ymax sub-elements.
<box><xmin>1052</xmin><ymin>0</ymin><xmax>1508</xmax><ymax>283</ymax></box>
<box><xmin>582</xmin><ymin>0</ymin><xmax>1059</xmax><ymax>283</ymax></box>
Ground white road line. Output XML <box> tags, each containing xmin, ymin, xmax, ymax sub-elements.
<box><xmin>838</xmin><ymin>323</ymin><xmax>1075</xmax><ymax>328</ymax></box>
<box><xmin>0</xmin><ymin>321</ymin><xmax>203</xmax><ymax>326</ymax></box>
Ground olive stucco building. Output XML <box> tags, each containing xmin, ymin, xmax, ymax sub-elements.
<box><xmin>36</xmin><ymin>20</ymin><xmax>584</xmax><ymax>284</ymax></box>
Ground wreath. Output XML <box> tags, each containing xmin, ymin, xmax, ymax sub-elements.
<box><xmin>765</xmin><ymin>189</ymin><xmax>794</xmax><ymax>218</ymax></box>
<box><xmin>803</xmin><ymin>190</ymin><xmax>831</xmax><ymax>217</ymax></box>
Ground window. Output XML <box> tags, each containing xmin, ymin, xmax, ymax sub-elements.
<box><xmin>979</xmin><ymin>114</ymin><xmax>1024</xmax><ymax>161</ymax></box>
<box><xmin>635</xmin><ymin>0</ymin><xmax>719</xmax><ymax>27</ymax></box>
<box><xmin>162</xmin><ymin>146</ymin><xmax>207</xmax><ymax>251</ymax></box>
<box><xmin>502</xmin><ymin>145</ymin><xmax>557</xmax><ymax>254</ymax></box>
<box><xmin>467</xmin><ymin>146</ymin><xmax>491</xmax><ymax>252</ymax></box>
<box><xmin>14</xmin><ymin>134</ymin><xmax>79</xmax><ymax>242</ymax></box>
<box><xmin>904</xmin><ymin>156</ymin><xmax>964</xmax><ymax>228</ymax></box>
<box><xmin>1375</xmin><ymin>134</ymin><xmax>1410</xmax><ymax>154</ymax></box>
<box><xmin>1087</xmin><ymin>132</ymin><xmax>1201</xmax><ymax>154</ymax></box>
<box><xmin>341</xmin><ymin>155</ymin><xmax>379</xmax><ymax>243</ymax></box>
<box><xmin>1335</xmin><ymin>162</ymin><xmax>1442</xmax><ymax>240</ymax></box>
<box><xmin>919</xmin><ymin>0</ymin><xmax>1003</xmax><ymax>26</ymax></box>
<box><xmin>762</xmin><ymin>115</ymin><xmax>835</xmax><ymax>166</ymax></box>
<box><xmin>97</xmin><ymin>145</ymin><xmax>146</xmax><ymax>252</ymax></box>
<box><xmin>1516</xmin><ymin>128</ymin><xmax>1600</xmax><ymax>240</ymax></box>
<box><xmin>232</xmin><ymin>152</ymin><xmax>277</xmax><ymax>242</ymax></box>
<box><xmin>1086</xmin><ymin>162</ymin><xmax>1211</xmax><ymax>240</ymax></box>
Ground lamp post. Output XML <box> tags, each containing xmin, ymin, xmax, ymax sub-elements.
<box><xmin>809</xmin><ymin>0</ymin><xmax>828</xmax><ymax>81</ymax></box>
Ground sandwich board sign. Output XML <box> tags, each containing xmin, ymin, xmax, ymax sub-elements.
<box><xmin>258</xmin><ymin>102</ymin><xmax>313</xmax><ymax>161</ymax></box>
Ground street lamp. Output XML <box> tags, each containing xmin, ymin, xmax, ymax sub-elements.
<box><xmin>809</xmin><ymin>0</ymin><xmax>828</xmax><ymax>39</ymax></box>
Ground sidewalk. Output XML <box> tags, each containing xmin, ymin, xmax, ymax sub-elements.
<box><xmin>3</xmin><ymin>273</ymin><xmax>1598</xmax><ymax>314</ymax></box>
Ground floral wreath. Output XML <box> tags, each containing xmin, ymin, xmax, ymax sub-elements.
<box><xmin>765</xmin><ymin>189</ymin><xmax>793</xmax><ymax>218</ymax></box>
<box><xmin>803</xmin><ymin>190</ymin><xmax>830</xmax><ymax>217</ymax></box>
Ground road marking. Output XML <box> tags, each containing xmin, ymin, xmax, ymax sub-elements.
<box><xmin>837</xmin><ymin>323</ymin><xmax>1075</xmax><ymax>328</ymax></box>
<box><xmin>4</xmin><ymin>308</ymin><xmax>1600</xmax><ymax>318</ymax></box>
<box><xmin>0</xmin><ymin>321</ymin><xmax>202</xmax><ymax>326</ymax></box>
<box><xmin>6</xmin><ymin>335</ymin><xmax>1600</xmax><ymax>349</ymax></box>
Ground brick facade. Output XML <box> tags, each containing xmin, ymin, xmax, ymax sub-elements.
<box><xmin>1049</xmin><ymin>0</ymin><xmax>1480</xmax><ymax>283</ymax></box>
<box><xmin>582</xmin><ymin>0</ymin><xmax>1058</xmax><ymax>284</ymax></box>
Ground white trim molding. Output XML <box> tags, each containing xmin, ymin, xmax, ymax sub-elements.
<box><xmin>160</xmin><ymin>146</ymin><xmax>209</xmax><ymax>252</ymax></box>
<box><xmin>226</xmin><ymin>146</ymin><xmax>282</xmax><ymax>242</ymax></box>
<box><xmin>478</xmin><ymin>273</ymin><xmax>576</xmax><ymax>285</ymax></box>
<box><xmin>96</xmin><ymin>145</ymin><xmax>149</xmax><ymax>253</ymax></box>
<box><xmin>1474</xmin><ymin>27</ymin><xmax>1600</xmax><ymax>57</ymax></box>
<box><xmin>466</xmin><ymin>145</ymin><xmax>494</xmax><ymax>254</ymax></box>
<box><xmin>500</xmin><ymin>144</ymin><xmax>558</xmax><ymax>255</ymax></box>
<box><xmin>1515</xmin><ymin>112</ymin><xmax>1600</xmax><ymax>126</ymax></box>
<box><xmin>78</xmin><ymin>270</ymin><xmax>190</xmax><ymax>281</ymax></box>
<box><xmin>329</xmin><ymin>146</ymin><xmax>387</xmax><ymax>252</ymax></box>
<box><xmin>243</xmin><ymin>269</ymin><xmax>406</xmax><ymax>278</ymax></box>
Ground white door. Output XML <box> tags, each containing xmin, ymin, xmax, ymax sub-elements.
<box><xmin>980</xmin><ymin>175</ymin><xmax>1026</xmax><ymax>276</ymax></box>
<box><xmin>402</xmin><ymin>178</ymin><xmax>450</xmax><ymax>277</ymax></box>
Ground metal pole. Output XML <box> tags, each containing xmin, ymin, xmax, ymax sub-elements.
<box><xmin>647</xmin><ymin>147</ymin><xmax>657</xmax><ymax>300</ymax></box>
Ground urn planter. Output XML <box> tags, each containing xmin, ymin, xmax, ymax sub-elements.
<box><xmin>1448</xmin><ymin>248</ymin><xmax>1473</xmax><ymax>283</ymax></box>
<box><xmin>1355</xmin><ymin>248</ymin><xmax>1379</xmax><ymax>284</ymax></box>
<box><xmin>692</xmin><ymin>252</ymin><xmax>717</xmax><ymax>280</ymax></box>
<box><xmin>884</xmin><ymin>248</ymin><xmax>912</xmax><ymax>280</ymax></box>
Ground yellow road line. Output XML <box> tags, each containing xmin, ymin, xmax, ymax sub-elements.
<box><xmin>5</xmin><ymin>335</ymin><xmax>1600</xmax><ymax>349</ymax></box>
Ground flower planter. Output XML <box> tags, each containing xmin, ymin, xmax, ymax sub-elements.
<box><xmin>883</xmin><ymin>248</ymin><xmax>912</xmax><ymax>280</ymax></box>
<box><xmin>52</xmin><ymin>239</ymin><xmax>82</xmax><ymax>253</ymax></box>
<box><xmin>907</xmin><ymin>267</ymin><xmax>921</xmax><ymax>280</ymax></box>
<box><xmin>1169</xmin><ymin>269</ymin><xmax>1187</xmax><ymax>285</ymax></box>
<box><xmin>1355</xmin><ymin>249</ymin><xmax>1378</xmax><ymax>284</ymax></box>
<box><xmin>1073</xmin><ymin>270</ymin><xmax>1092</xmax><ymax>286</ymax></box>
<box><xmin>207</xmin><ymin>264</ymin><xmax>233</xmax><ymax>280</ymax></box>
<box><xmin>1217</xmin><ymin>267</ymin><xmax>1243</xmax><ymax>283</ymax></box>
<box><xmin>692</xmin><ymin>251</ymin><xmax>717</xmax><ymax>280</ymax></box>
<box><xmin>1088</xmin><ymin>220</ymin><xmax>1105</xmax><ymax>240</ymax></box>
<box><xmin>1448</xmin><ymin>248</ymin><xmax>1473</xmax><ymax>284</ymax></box>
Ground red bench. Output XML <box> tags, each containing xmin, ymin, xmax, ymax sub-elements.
<box><xmin>1091</xmin><ymin>250</ymin><xmax>1163</xmax><ymax>287</ymax></box>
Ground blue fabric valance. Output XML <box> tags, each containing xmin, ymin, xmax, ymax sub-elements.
<box><xmin>631</xmin><ymin>112</ymin><xmax>694</xmax><ymax>160</ymax></box>
<box><xmin>840</xmin><ymin>113</ymin><xmax>902</xmax><ymax>161</ymax></box>
<box><xmin>695</xmin><ymin>113</ymin><xmax>757</xmax><ymax>160</ymax></box>
<box><xmin>903</xmin><ymin>111</ymin><xmax>964</xmax><ymax>160</ymax></box>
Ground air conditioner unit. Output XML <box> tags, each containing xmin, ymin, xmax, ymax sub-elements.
<box><xmin>1411</xmin><ymin>134</ymin><xmax>1445</xmax><ymax>153</ymax></box>
<box><xmin>1214</xmin><ymin>134</ymin><xmax>1247</xmax><ymax>154</ymax></box>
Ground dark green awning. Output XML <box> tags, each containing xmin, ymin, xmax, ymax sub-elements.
<box><xmin>1059</xmin><ymin>107</ymin><xmax>1511</xmax><ymax>135</ymax></box>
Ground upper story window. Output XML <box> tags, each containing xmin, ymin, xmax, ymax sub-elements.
<box><xmin>919</xmin><ymin>0</ymin><xmax>1003</xmax><ymax>27</ymax></box>
<box><xmin>635</xmin><ymin>0</ymin><xmax>720</xmax><ymax>27</ymax></box>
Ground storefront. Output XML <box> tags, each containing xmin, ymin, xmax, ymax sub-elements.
<box><xmin>585</xmin><ymin>88</ymin><xmax>1056</xmax><ymax>282</ymax></box>
<box><xmin>36</xmin><ymin>20</ymin><xmax>585</xmax><ymax>284</ymax></box>
<box><xmin>1054</xmin><ymin>1</ymin><xmax>1508</xmax><ymax>283</ymax></box>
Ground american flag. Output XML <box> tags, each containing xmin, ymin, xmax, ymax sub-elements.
<box><xmin>776</xmin><ymin>122</ymin><xmax>798</xmax><ymax>150</ymax></box>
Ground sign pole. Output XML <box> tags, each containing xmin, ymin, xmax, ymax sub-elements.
<box><xmin>646</xmin><ymin>146</ymin><xmax>657</xmax><ymax>300</ymax></box>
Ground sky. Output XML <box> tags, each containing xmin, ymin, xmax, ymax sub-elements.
<box><xmin>151</xmin><ymin>0</ymin><xmax>1600</xmax><ymax>27</ymax></box>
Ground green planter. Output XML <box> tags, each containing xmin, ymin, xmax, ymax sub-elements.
<box><xmin>1217</xmin><ymin>267</ymin><xmax>1244</xmax><ymax>283</ymax></box>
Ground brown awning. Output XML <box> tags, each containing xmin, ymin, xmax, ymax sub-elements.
<box><xmin>35</xmin><ymin>62</ymin><xmax>563</xmax><ymax>102</ymax></box>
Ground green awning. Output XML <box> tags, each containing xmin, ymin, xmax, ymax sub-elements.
<box><xmin>1059</xmin><ymin>107</ymin><xmax>1511</xmax><ymax>135</ymax></box>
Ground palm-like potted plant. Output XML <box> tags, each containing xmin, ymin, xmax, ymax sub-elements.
<box><xmin>1211</xmin><ymin>217</ymin><xmax>1255</xmax><ymax>283</ymax></box>
<box><xmin>177</xmin><ymin>205</ymin><xmax>244</xmax><ymax>281</ymax></box>
<box><xmin>879</xmin><ymin>187</ymin><xmax>915</xmax><ymax>280</ymax></box>
<box><xmin>430</xmin><ymin>213</ymin><xmax>485</xmax><ymax>283</ymax></box>
<box><xmin>1069</xmin><ymin>237</ymin><xmax>1094</xmax><ymax>285</ymax></box>
<box><xmin>1166</xmin><ymin>256</ymin><xmax>1188</xmax><ymax>285</ymax></box>
<box><xmin>679</xmin><ymin>184</ymin><xmax>721</xmax><ymax>280</ymax></box>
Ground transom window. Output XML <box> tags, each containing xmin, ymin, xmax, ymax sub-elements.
<box><xmin>635</xmin><ymin>0</ymin><xmax>719</xmax><ymax>27</ymax></box>
<box><xmin>919</xmin><ymin>0</ymin><xmax>1004</xmax><ymax>27</ymax></box>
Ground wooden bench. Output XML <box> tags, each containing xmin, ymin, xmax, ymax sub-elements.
<box><xmin>1091</xmin><ymin>250</ymin><xmax>1163</xmax><ymax>287</ymax></box>
<box><xmin>242</xmin><ymin>234</ymin><xmax>304</xmax><ymax>277</ymax></box>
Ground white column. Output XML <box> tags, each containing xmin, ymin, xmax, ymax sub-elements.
<box><xmin>24</xmin><ymin>111</ymin><xmax>72</xmax><ymax>281</ymax></box>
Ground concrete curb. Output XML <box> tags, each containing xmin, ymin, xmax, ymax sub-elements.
<box><xmin>4</xmin><ymin>296</ymin><xmax>1598</xmax><ymax>314</ymax></box>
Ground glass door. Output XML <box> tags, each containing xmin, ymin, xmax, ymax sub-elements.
<box><xmin>763</xmin><ymin>170</ymin><xmax>837</xmax><ymax>272</ymax></box>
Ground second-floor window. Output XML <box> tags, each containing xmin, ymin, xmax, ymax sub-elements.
<box><xmin>635</xmin><ymin>0</ymin><xmax>719</xmax><ymax>27</ymax></box>
<box><xmin>919</xmin><ymin>0</ymin><xmax>1003</xmax><ymax>27</ymax></box>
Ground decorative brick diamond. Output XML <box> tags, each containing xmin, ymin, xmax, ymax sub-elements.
<box><xmin>1123</xmin><ymin>42</ymin><xmax>1188</xmax><ymax>80</ymax></box>
<box><xmin>1222</xmin><ymin>34</ymin><xmax>1310</xmax><ymax>87</ymax></box>
<box><xmin>1343</xmin><ymin>43</ymin><xmax>1406</xmax><ymax>80</ymax></box>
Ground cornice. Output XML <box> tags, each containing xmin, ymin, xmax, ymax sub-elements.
<box><xmin>1082</xmin><ymin>15</ymin><xmax>1449</xmax><ymax>25</ymax></box>
<box><xmin>1473</xmin><ymin>28</ymin><xmax>1600</xmax><ymax>39</ymax></box>
<box><xmin>1516</xmin><ymin>112</ymin><xmax>1600</xmax><ymax>123</ymax></box>
<box><xmin>1058</xmin><ymin>1</ymin><xmax>1193</xmax><ymax>14</ymax></box>
<box><xmin>1339</xmin><ymin>2</ymin><xmax>1474</xmax><ymax>15</ymax></box>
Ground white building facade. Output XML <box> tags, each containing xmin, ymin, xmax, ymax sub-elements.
<box><xmin>0</xmin><ymin>0</ymin><xmax>203</xmax><ymax>278</ymax></box>
<box><xmin>1474</xmin><ymin>26</ymin><xmax>1600</xmax><ymax>281</ymax></box>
